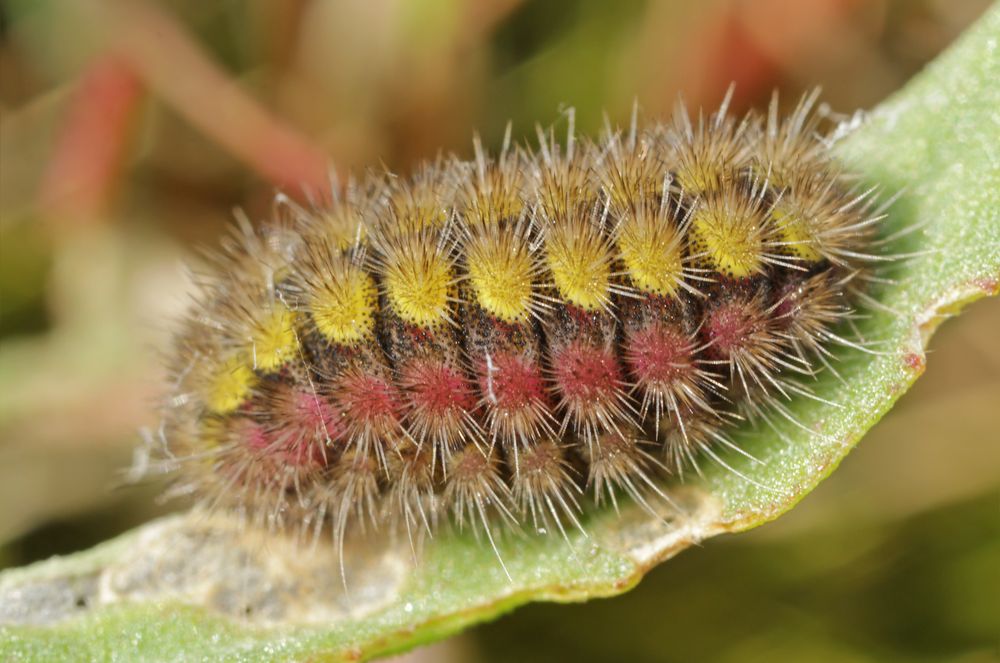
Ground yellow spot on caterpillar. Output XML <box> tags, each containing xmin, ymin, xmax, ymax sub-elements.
<box><xmin>197</xmin><ymin>417</ymin><xmax>224</xmax><ymax>453</ymax></box>
<box><xmin>393</xmin><ymin>170</ymin><xmax>450</xmax><ymax>234</ymax></box>
<box><xmin>204</xmin><ymin>355</ymin><xmax>255</xmax><ymax>415</ymax></box>
<box><xmin>675</xmin><ymin>162</ymin><xmax>726</xmax><ymax>195</ymax></box>
<box><xmin>545</xmin><ymin>224</ymin><xmax>612</xmax><ymax>310</ymax></box>
<box><xmin>771</xmin><ymin>206</ymin><xmax>822</xmax><ymax>263</ymax></box>
<box><xmin>467</xmin><ymin>183</ymin><xmax>524</xmax><ymax>227</ymax></box>
<box><xmin>669</xmin><ymin>104</ymin><xmax>750</xmax><ymax>195</ymax></box>
<box><xmin>319</xmin><ymin>208</ymin><xmax>366</xmax><ymax>251</ymax></box>
<box><xmin>617</xmin><ymin>211</ymin><xmax>684</xmax><ymax>296</ymax></box>
<box><xmin>467</xmin><ymin>234</ymin><xmax>534</xmax><ymax>322</ymax></box>
<box><xmin>672</xmin><ymin>131</ymin><xmax>745</xmax><ymax>195</ymax></box>
<box><xmin>249</xmin><ymin>306</ymin><xmax>298</xmax><ymax>372</ymax></box>
<box><xmin>750</xmin><ymin>161</ymin><xmax>795</xmax><ymax>191</ymax></box>
<box><xmin>536</xmin><ymin>161</ymin><xmax>592</xmax><ymax>223</ymax></box>
<box><xmin>604</xmin><ymin>176</ymin><xmax>662</xmax><ymax>216</ymax></box>
<box><xmin>690</xmin><ymin>205</ymin><xmax>765</xmax><ymax>279</ymax></box>
<box><xmin>310</xmin><ymin>270</ymin><xmax>378</xmax><ymax>344</ymax></box>
<box><xmin>465</xmin><ymin>130</ymin><xmax>524</xmax><ymax>227</ymax></box>
<box><xmin>397</xmin><ymin>205</ymin><xmax>448</xmax><ymax>234</ymax></box>
<box><xmin>384</xmin><ymin>246</ymin><xmax>453</xmax><ymax>327</ymax></box>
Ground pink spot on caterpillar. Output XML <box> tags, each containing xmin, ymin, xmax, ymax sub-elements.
<box><xmin>291</xmin><ymin>389</ymin><xmax>341</xmax><ymax>438</ymax></box>
<box><xmin>479</xmin><ymin>352</ymin><xmax>547</xmax><ymax>411</ymax></box>
<box><xmin>703</xmin><ymin>300</ymin><xmax>755</xmax><ymax>360</ymax></box>
<box><xmin>337</xmin><ymin>372</ymin><xmax>402</xmax><ymax>426</ymax></box>
<box><xmin>237</xmin><ymin>418</ymin><xmax>271</xmax><ymax>454</ymax></box>
<box><xmin>402</xmin><ymin>360</ymin><xmax>477</xmax><ymax>417</ymax></box>
<box><xmin>625</xmin><ymin>323</ymin><xmax>695</xmax><ymax>387</ymax></box>
<box><xmin>263</xmin><ymin>388</ymin><xmax>340</xmax><ymax>467</ymax></box>
<box><xmin>772</xmin><ymin>281</ymin><xmax>801</xmax><ymax>323</ymax></box>
<box><xmin>552</xmin><ymin>341</ymin><xmax>622</xmax><ymax>402</ymax></box>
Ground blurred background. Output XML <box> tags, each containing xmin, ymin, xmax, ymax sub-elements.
<box><xmin>0</xmin><ymin>1</ymin><xmax>997</xmax><ymax>661</ymax></box>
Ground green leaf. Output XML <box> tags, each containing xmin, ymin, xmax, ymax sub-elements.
<box><xmin>2</xmin><ymin>7</ymin><xmax>998</xmax><ymax>661</ymax></box>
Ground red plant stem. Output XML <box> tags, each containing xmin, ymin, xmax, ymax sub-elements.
<box><xmin>103</xmin><ymin>0</ymin><xmax>331</xmax><ymax>198</ymax></box>
<box><xmin>37</xmin><ymin>54</ymin><xmax>143</xmax><ymax>227</ymax></box>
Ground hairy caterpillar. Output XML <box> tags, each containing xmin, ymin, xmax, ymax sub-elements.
<box><xmin>158</xmin><ymin>89</ymin><xmax>893</xmax><ymax>577</ymax></box>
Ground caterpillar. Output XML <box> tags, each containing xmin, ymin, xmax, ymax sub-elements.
<box><xmin>158</xmin><ymin>89</ymin><xmax>891</xmax><ymax>577</ymax></box>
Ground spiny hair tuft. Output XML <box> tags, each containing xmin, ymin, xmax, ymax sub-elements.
<box><xmin>157</xmin><ymin>89</ymin><xmax>898</xmax><ymax>573</ymax></box>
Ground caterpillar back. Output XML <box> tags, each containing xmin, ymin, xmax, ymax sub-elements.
<box><xmin>159</xmin><ymin>89</ymin><xmax>892</xmax><ymax>572</ymax></box>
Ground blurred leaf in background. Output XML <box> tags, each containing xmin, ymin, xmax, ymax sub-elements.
<box><xmin>0</xmin><ymin>1</ymin><xmax>997</xmax><ymax>660</ymax></box>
